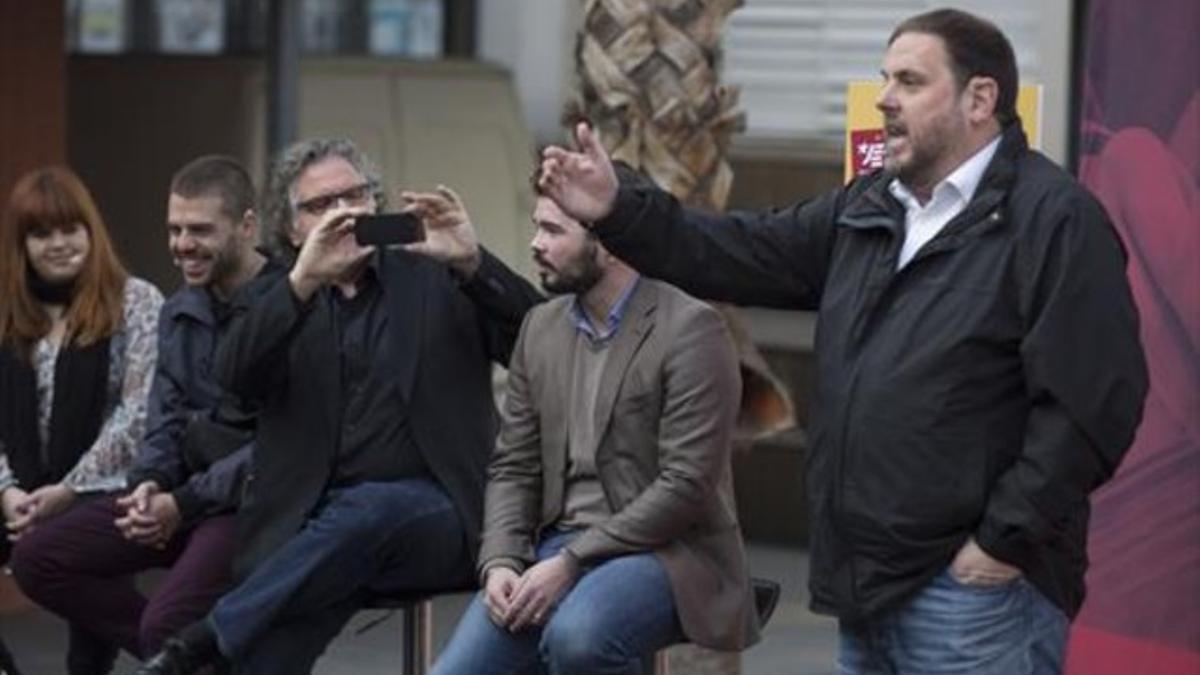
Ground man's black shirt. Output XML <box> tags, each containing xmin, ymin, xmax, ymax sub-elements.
<box><xmin>329</xmin><ymin>266</ymin><xmax>426</xmax><ymax>486</ymax></box>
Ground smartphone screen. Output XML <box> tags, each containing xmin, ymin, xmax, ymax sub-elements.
<box><xmin>354</xmin><ymin>213</ymin><xmax>425</xmax><ymax>246</ymax></box>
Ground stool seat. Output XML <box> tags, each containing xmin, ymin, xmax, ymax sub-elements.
<box><xmin>363</xmin><ymin>583</ymin><xmax>476</xmax><ymax>610</ymax></box>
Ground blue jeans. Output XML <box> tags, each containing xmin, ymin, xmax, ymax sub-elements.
<box><xmin>837</xmin><ymin>568</ymin><xmax>1068</xmax><ymax>675</ymax></box>
<box><xmin>209</xmin><ymin>479</ymin><xmax>473</xmax><ymax>674</ymax></box>
<box><xmin>431</xmin><ymin>529</ymin><xmax>684</xmax><ymax>675</ymax></box>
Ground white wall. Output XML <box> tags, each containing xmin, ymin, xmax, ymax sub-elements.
<box><xmin>476</xmin><ymin>0</ymin><xmax>581</xmax><ymax>146</ymax></box>
<box><xmin>1033</xmin><ymin>0</ymin><xmax>1073</xmax><ymax>165</ymax></box>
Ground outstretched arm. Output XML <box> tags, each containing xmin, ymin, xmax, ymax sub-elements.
<box><xmin>541</xmin><ymin>123</ymin><xmax>838</xmax><ymax>310</ymax></box>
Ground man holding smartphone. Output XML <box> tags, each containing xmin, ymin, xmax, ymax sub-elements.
<box><xmin>138</xmin><ymin>139</ymin><xmax>540</xmax><ymax>674</ymax></box>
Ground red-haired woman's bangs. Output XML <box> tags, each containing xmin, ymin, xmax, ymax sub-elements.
<box><xmin>10</xmin><ymin>168</ymin><xmax>99</xmax><ymax>239</ymax></box>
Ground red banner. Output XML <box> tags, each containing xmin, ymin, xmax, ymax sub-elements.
<box><xmin>1069</xmin><ymin>1</ymin><xmax>1200</xmax><ymax>673</ymax></box>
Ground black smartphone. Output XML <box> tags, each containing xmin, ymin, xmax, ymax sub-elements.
<box><xmin>354</xmin><ymin>213</ymin><xmax>425</xmax><ymax>246</ymax></box>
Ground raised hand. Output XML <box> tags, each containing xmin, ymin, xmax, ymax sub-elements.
<box><xmin>400</xmin><ymin>185</ymin><xmax>481</xmax><ymax>278</ymax></box>
<box><xmin>539</xmin><ymin>122</ymin><xmax>620</xmax><ymax>225</ymax></box>
<box><xmin>289</xmin><ymin>205</ymin><xmax>376</xmax><ymax>301</ymax></box>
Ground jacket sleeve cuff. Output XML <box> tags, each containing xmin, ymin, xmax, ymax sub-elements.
<box><xmin>974</xmin><ymin>518</ymin><xmax>1034</xmax><ymax>569</ymax></box>
<box><xmin>282</xmin><ymin>273</ymin><xmax>319</xmax><ymax>314</ymax></box>
<box><xmin>458</xmin><ymin>248</ymin><xmax>509</xmax><ymax>297</ymax></box>
<box><xmin>478</xmin><ymin>557</ymin><xmax>525</xmax><ymax>587</ymax></box>
<box><xmin>562</xmin><ymin>528</ymin><xmax>608</xmax><ymax>567</ymax></box>
<box><xmin>127</xmin><ymin>470</ymin><xmax>173</xmax><ymax>492</ymax></box>
<box><xmin>592</xmin><ymin>185</ymin><xmax>643</xmax><ymax>241</ymax></box>
<box><xmin>171</xmin><ymin>484</ymin><xmax>208</xmax><ymax>524</ymax></box>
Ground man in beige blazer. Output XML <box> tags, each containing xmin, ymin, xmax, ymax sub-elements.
<box><xmin>410</xmin><ymin>181</ymin><xmax>759</xmax><ymax>674</ymax></box>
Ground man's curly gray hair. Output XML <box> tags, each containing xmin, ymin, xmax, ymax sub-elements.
<box><xmin>261</xmin><ymin>138</ymin><xmax>388</xmax><ymax>257</ymax></box>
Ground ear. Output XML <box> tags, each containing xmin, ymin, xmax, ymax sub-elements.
<box><xmin>964</xmin><ymin>76</ymin><xmax>999</xmax><ymax>124</ymax></box>
<box><xmin>594</xmin><ymin>240</ymin><xmax>615</xmax><ymax>267</ymax></box>
<box><xmin>287</xmin><ymin>222</ymin><xmax>305</xmax><ymax>248</ymax></box>
<box><xmin>239</xmin><ymin>209</ymin><xmax>259</xmax><ymax>239</ymax></box>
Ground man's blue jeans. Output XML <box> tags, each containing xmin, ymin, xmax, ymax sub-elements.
<box><xmin>208</xmin><ymin>479</ymin><xmax>473</xmax><ymax>673</ymax></box>
<box><xmin>431</xmin><ymin>529</ymin><xmax>685</xmax><ymax>675</ymax></box>
<box><xmin>837</xmin><ymin>568</ymin><xmax>1069</xmax><ymax>675</ymax></box>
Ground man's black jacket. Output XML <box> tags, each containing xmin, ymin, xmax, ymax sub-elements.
<box><xmin>215</xmin><ymin>249</ymin><xmax>538</xmax><ymax>579</ymax></box>
<box><xmin>592</xmin><ymin>124</ymin><xmax>1148</xmax><ymax>619</ymax></box>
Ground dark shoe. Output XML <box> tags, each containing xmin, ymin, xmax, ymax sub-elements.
<box><xmin>134</xmin><ymin>638</ymin><xmax>211</xmax><ymax>675</ymax></box>
<box><xmin>66</xmin><ymin>623</ymin><xmax>118</xmax><ymax>675</ymax></box>
<box><xmin>0</xmin><ymin>633</ymin><xmax>22</xmax><ymax>675</ymax></box>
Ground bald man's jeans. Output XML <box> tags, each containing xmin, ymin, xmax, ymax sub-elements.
<box><xmin>837</xmin><ymin>568</ymin><xmax>1068</xmax><ymax>675</ymax></box>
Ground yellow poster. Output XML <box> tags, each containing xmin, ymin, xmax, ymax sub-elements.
<box><xmin>844</xmin><ymin>82</ymin><xmax>1043</xmax><ymax>182</ymax></box>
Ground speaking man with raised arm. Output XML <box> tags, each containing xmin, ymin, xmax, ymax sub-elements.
<box><xmin>538</xmin><ymin>9</ymin><xmax>1147</xmax><ymax>674</ymax></box>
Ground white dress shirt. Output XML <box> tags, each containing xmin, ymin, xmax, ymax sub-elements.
<box><xmin>889</xmin><ymin>135</ymin><xmax>1002</xmax><ymax>270</ymax></box>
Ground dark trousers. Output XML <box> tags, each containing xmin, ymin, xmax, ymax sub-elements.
<box><xmin>10</xmin><ymin>495</ymin><xmax>236</xmax><ymax>659</ymax></box>
<box><xmin>209</xmin><ymin>479</ymin><xmax>474</xmax><ymax>674</ymax></box>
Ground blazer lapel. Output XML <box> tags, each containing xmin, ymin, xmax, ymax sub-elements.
<box><xmin>592</xmin><ymin>282</ymin><xmax>657</xmax><ymax>447</ymax></box>
<box><xmin>537</xmin><ymin>302</ymin><xmax>578</xmax><ymax>521</ymax></box>
<box><xmin>378</xmin><ymin>251</ymin><xmax>427</xmax><ymax>402</ymax></box>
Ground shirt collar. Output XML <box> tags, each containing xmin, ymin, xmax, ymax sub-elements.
<box><xmin>165</xmin><ymin>285</ymin><xmax>216</xmax><ymax>325</ymax></box>
<box><xmin>889</xmin><ymin>134</ymin><xmax>1002</xmax><ymax>210</ymax></box>
<box><xmin>569</xmin><ymin>275</ymin><xmax>641</xmax><ymax>343</ymax></box>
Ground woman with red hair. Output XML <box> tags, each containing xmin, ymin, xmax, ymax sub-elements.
<box><xmin>0</xmin><ymin>167</ymin><xmax>162</xmax><ymax>673</ymax></box>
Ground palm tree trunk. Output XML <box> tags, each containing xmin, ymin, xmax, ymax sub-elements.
<box><xmin>573</xmin><ymin>1</ymin><xmax>794</xmax><ymax>672</ymax></box>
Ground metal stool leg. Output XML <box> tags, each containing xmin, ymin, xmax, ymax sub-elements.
<box><xmin>400</xmin><ymin>600</ymin><xmax>434</xmax><ymax>675</ymax></box>
<box><xmin>652</xmin><ymin>649</ymin><xmax>670</xmax><ymax>675</ymax></box>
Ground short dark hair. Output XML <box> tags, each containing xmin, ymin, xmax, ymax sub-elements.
<box><xmin>169</xmin><ymin>155</ymin><xmax>256</xmax><ymax>222</ymax></box>
<box><xmin>889</xmin><ymin>9</ymin><xmax>1019</xmax><ymax>126</ymax></box>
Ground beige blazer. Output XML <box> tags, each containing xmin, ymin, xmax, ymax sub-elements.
<box><xmin>479</xmin><ymin>279</ymin><xmax>759</xmax><ymax>650</ymax></box>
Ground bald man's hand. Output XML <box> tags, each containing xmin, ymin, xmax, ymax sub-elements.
<box><xmin>539</xmin><ymin>123</ymin><xmax>619</xmax><ymax>226</ymax></box>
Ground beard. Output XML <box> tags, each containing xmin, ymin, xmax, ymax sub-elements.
<box><xmin>884</xmin><ymin>108</ymin><xmax>966</xmax><ymax>192</ymax></box>
<box><xmin>207</xmin><ymin>244</ymin><xmax>243</xmax><ymax>287</ymax></box>
<box><xmin>535</xmin><ymin>245</ymin><xmax>603</xmax><ymax>296</ymax></box>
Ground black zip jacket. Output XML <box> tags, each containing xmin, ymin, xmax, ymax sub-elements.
<box><xmin>591</xmin><ymin>124</ymin><xmax>1148</xmax><ymax>619</ymax></box>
